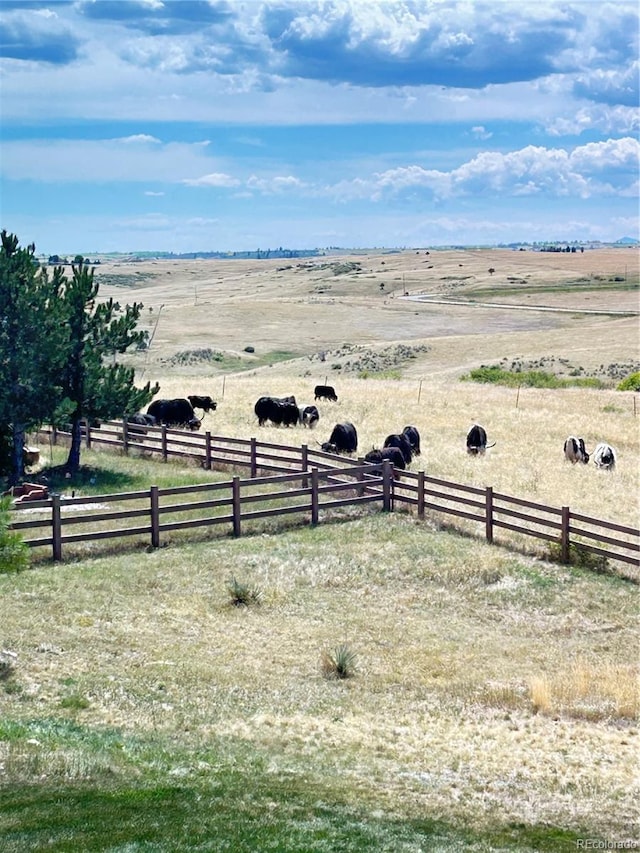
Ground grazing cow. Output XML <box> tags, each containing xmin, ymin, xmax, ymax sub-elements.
<box><xmin>147</xmin><ymin>398</ymin><xmax>201</xmax><ymax>430</ymax></box>
<box><xmin>466</xmin><ymin>424</ymin><xmax>495</xmax><ymax>455</ymax></box>
<box><xmin>314</xmin><ymin>384</ymin><xmax>338</xmax><ymax>402</ymax></box>
<box><xmin>402</xmin><ymin>425</ymin><xmax>421</xmax><ymax>457</ymax></box>
<box><xmin>299</xmin><ymin>404</ymin><xmax>320</xmax><ymax>428</ymax></box>
<box><xmin>593</xmin><ymin>442</ymin><xmax>616</xmax><ymax>471</ymax></box>
<box><xmin>321</xmin><ymin>422</ymin><xmax>358</xmax><ymax>454</ymax></box>
<box><xmin>383</xmin><ymin>433</ymin><xmax>413</xmax><ymax>466</ymax></box>
<box><xmin>254</xmin><ymin>396</ymin><xmax>300</xmax><ymax>427</ymax></box>
<box><xmin>187</xmin><ymin>395</ymin><xmax>217</xmax><ymax>413</ymax></box>
<box><xmin>126</xmin><ymin>413</ymin><xmax>157</xmax><ymax>435</ymax></box>
<box><xmin>563</xmin><ymin>436</ymin><xmax>590</xmax><ymax>464</ymax></box>
<box><xmin>364</xmin><ymin>446</ymin><xmax>406</xmax><ymax>471</ymax></box>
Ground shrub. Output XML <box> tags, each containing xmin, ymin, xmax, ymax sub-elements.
<box><xmin>226</xmin><ymin>576</ymin><xmax>262</xmax><ymax>607</ymax></box>
<box><xmin>0</xmin><ymin>650</ymin><xmax>17</xmax><ymax>682</ymax></box>
<box><xmin>0</xmin><ymin>496</ymin><xmax>29</xmax><ymax>573</ymax></box>
<box><xmin>617</xmin><ymin>371</ymin><xmax>640</xmax><ymax>391</ymax></box>
<box><xmin>321</xmin><ymin>643</ymin><xmax>357</xmax><ymax>680</ymax></box>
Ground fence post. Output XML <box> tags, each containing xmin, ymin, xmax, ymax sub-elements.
<box><xmin>485</xmin><ymin>486</ymin><xmax>494</xmax><ymax>544</ymax></box>
<box><xmin>232</xmin><ymin>476</ymin><xmax>241</xmax><ymax>537</ymax></box>
<box><xmin>355</xmin><ymin>459</ymin><xmax>365</xmax><ymax>497</ymax></box>
<box><xmin>301</xmin><ymin>445</ymin><xmax>309</xmax><ymax>488</ymax></box>
<box><xmin>161</xmin><ymin>425</ymin><xmax>168</xmax><ymax>462</ymax></box>
<box><xmin>150</xmin><ymin>485</ymin><xmax>160</xmax><ymax>548</ymax></box>
<box><xmin>251</xmin><ymin>437</ymin><xmax>257</xmax><ymax>478</ymax></box>
<box><xmin>85</xmin><ymin>419</ymin><xmax>92</xmax><ymax>449</ymax></box>
<box><xmin>561</xmin><ymin>506</ymin><xmax>571</xmax><ymax>563</ymax></box>
<box><xmin>205</xmin><ymin>431</ymin><xmax>212</xmax><ymax>470</ymax></box>
<box><xmin>417</xmin><ymin>470</ymin><xmax>425</xmax><ymax>519</ymax></box>
<box><xmin>382</xmin><ymin>460</ymin><xmax>393</xmax><ymax>511</ymax></box>
<box><xmin>122</xmin><ymin>418</ymin><xmax>129</xmax><ymax>454</ymax></box>
<box><xmin>52</xmin><ymin>494</ymin><xmax>62</xmax><ymax>561</ymax></box>
<box><xmin>311</xmin><ymin>468</ymin><xmax>319</xmax><ymax>525</ymax></box>
<box><xmin>52</xmin><ymin>426</ymin><xmax>58</xmax><ymax>446</ymax></box>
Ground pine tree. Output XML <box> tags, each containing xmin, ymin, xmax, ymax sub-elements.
<box><xmin>59</xmin><ymin>261</ymin><xmax>158</xmax><ymax>476</ymax></box>
<box><xmin>0</xmin><ymin>231</ymin><xmax>68</xmax><ymax>484</ymax></box>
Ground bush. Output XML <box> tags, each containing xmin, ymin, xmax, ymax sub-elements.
<box><xmin>0</xmin><ymin>496</ymin><xmax>29</xmax><ymax>573</ymax></box>
<box><xmin>617</xmin><ymin>371</ymin><xmax>640</xmax><ymax>392</ymax></box>
<box><xmin>226</xmin><ymin>576</ymin><xmax>262</xmax><ymax>607</ymax></box>
<box><xmin>321</xmin><ymin>643</ymin><xmax>357</xmax><ymax>680</ymax></box>
<box><xmin>462</xmin><ymin>365</ymin><xmax>606</xmax><ymax>389</ymax></box>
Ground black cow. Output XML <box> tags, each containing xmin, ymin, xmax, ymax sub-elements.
<box><xmin>383</xmin><ymin>433</ymin><xmax>413</xmax><ymax>465</ymax></box>
<box><xmin>321</xmin><ymin>422</ymin><xmax>358</xmax><ymax>454</ymax></box>
<box><xmin>126</xmin><ymin>413</ymin><xmax>157</xmax><ymax>435</ymax></box>
<box><xmin>363</xmin><ymin>446</ymin><xmax>406</xmax><ymax>471</ymax></box>
<box><xmin>147</xmin><ymin>398</ymin><xmax>201</xmax><ymax>430</ymax></box>
<box><xmin>188</xmin><ymin>395</ymin><xmax>217</xmax><ymax>413</ymax></box>
<box><xmin>314</xmin><ymin>384</ymin><xmax>338</xmax><ymax>402</ymax></box>
<box><xmin>299</xmin><ymin>404</ymin><xmax>320</xmax><ymax>428</ymax></box>
<box><xmin>254</xmin><ymin>396</ymin><xmax>300</xmax><ymax>427</ymax></box>
<box><xmin>402</xmin><ymin>425</ymin><xmax>421</xmax><ymax>457</ymax></box>
<box><xmin>564</xmin><ymin>436</ymin><xmax>589</xmax><ymax>464</ymax></box>
<box><xmin>466</xmin><ymin>424</ymin><xmax>494</xmax><ymax>455</ymax></box>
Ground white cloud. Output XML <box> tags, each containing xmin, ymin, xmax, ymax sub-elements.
<box><xmin>471</xmin><ymin>125</ymin><xmax>493</xmax><ymax>140</ymax></box>
<box><xmin>119</xmin><ymin>134</ymin><xmax>161</xmax><ymax>144</ymax></box>
<box><xmin>321</xmin><ymin>137</ymin><xmax>640</xmax><ymax>202</ymax></box>
<box><xmin>246</xmin><ymin>174</ymin><xmax>306</xmax><ymax>193</ymax></box>
<box><xmin>183</xmin><ymin>173</ymin><xmax>240</xmax><ymax>188</ymax></box>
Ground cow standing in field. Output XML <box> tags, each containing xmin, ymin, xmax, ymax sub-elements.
<box><xmin>466</xmin><ymin>424</ymin><xmax>494</xmax><ymax>455</ymax></box>
<box><xmin>402</xmin><ymin>425</ymin><xmax>421</xmax><ymax>457</ymax></box>
<box><xmin>147</xmin><ymin>399</ymin><xmax>201</xmax><ymax>430</ymax></box>
<box><xmin>188</xmin><ymin>395</ymin><xmax>217</xmax><ymax>414</ymax></box>
<box><xmin>383</xmin><ymin>433</ymin><xmax>413</xmax><ymax>466</ymax></box>
<box><xmin>254</xmin><ymin>396</ymin><xmax>299</xmax><ymax>427</ymax></box>
<box><xmin>563</xmin><ymin>436</ymin><xmax>590</xmax><ymax>464</ymax></box>
<box><xmin>299</xmin><ymin>404</ymin><xmax>320</xmax><ymax>428</ymax></box>
<box><xmin>364</xmin><ymin>446</ymin><xmax>406</xmax><ymax>471</ymax></box>
<box><xmin>314</xmin><ymin>384</ymin><xmax>338</xmax><ymax>402</ymax></box>
<box><xmin>593</xmin><ymin>442</ymin><xmax>617</xmax><ymax>470</ymax></box>
<box><xmin>321</xmin><ymin>422</ymin><xmax>358</xmax><ymax>454</ymax></box>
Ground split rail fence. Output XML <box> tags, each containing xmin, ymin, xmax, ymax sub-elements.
<box><xmin>10</xmin><ymin>420</ymin><xmax>639</xmax><ymax>573</ymax></box>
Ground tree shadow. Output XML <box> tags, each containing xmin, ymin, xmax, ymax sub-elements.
<box><xmin>38</xmin><ymin>464</ymin><xmax>140</xmax><ymax>495</ymax></box>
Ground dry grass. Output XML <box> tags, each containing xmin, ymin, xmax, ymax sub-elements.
<box><xmin>1</xmin><ymin>515</ymin><xmax>638</xmax><ymax>837</ymax></box>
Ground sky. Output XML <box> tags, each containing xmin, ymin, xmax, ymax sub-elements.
<box><xmin>0</xmin><ymin>0</ymin><xmax>638</xmax><ymax>255</ymax></box>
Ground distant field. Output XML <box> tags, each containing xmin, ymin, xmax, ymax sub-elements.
<box><xmin>93</xmin><ymin>246</ymin><xmax>639</xmax><ymax>381</ymax></box>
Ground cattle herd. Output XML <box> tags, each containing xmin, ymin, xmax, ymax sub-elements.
<box><xmin>123</xmin><ymin>383</ymin><xmax>619</xmax><ymax>474</ymax></box>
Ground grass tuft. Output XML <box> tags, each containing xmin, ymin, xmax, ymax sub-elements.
<box><xmin>227</xmin><ymin>575</ymin><xmax>262</xmax><ymax>607</ymax></box>
<box><xmin>321</xmin><ymin>643</ymin><xmax>357</xmax><ymax>680</ymax></box>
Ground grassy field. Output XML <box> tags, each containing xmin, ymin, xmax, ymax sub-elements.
<box><xmin>1</xmin><ymin>247</ymin><xmax>639</xmax><ymax>850</ymax></box>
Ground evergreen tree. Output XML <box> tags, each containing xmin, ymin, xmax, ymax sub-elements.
<box><xmin>0</xmin><ymin>231</ymin><xmax>68</xmax><ymax>484</ymax></box>
<box><xmin>59</xmin><ymin>261</ymin><xmax>158</xmax><ymax>475</ymax></box>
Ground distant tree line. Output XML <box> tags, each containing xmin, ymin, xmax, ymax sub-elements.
<box><xmin>47</xmin><ymin>254</ymin><xmax>102</xmax><ymax>265</ymax></box>
<box><xmin>1</xmin><ymin>231</ymin><xmax>158</xmax><ymax>486</ymax></box>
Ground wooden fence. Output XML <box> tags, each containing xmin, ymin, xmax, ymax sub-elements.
<box><xmin>12</xmin><ymin>421</ymin><xmax>639</xmax><ymax>573</ymax></box>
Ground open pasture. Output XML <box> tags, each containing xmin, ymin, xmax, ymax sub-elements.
<box><xmin>2</xmin><ymin>247</ymin><xmax>639</xmax><ymax>850</ymax></box>
<box><xmin>98</xmin><ymin>246</ymin><xmax>639</xmax><ymax>380</ymax></box>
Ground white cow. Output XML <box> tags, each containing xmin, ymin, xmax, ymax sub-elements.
<box><xmin>593</xmin><ymin>442</ymin><xmax>617</xmax><ymax>471</ymax></box>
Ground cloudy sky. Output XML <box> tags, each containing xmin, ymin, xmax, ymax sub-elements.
<box><xmin>1</xmin><ymin>0</ymin><xmax>638</xmax><ymax>254</ymax></box>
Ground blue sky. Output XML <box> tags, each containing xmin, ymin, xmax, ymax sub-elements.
<box><xmin>1</xmin><ymin>0</ymin><xmax>638</xmax><ymax>254</ymax></box>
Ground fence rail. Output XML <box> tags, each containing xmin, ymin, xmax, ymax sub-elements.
<box><xmin>12</xmin><ymin>421</ymin><xmax>638</xmax><ymax>573</ymax></box>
